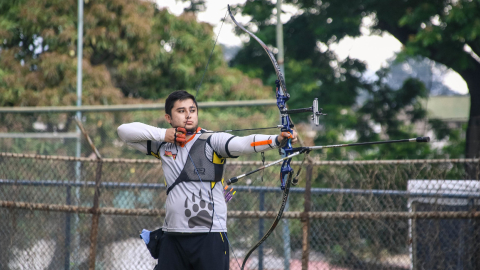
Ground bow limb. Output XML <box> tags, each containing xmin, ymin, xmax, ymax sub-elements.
<box><xmin>227</xmin><ymin>5</ymin><xmax>288</xmax><ymax>97</ymax></box>
<box><xmin>241</xmin><ymin>172</ymin><xmax>293</xmax><ymax>270</ymax></box>
<box><xmin>227</xmin><ymin>4</ymin><xmax>294</xmax><ymax>175</ymax></box>
<box><xmin>228</xmin><ymin>5</ymin><xmax>295</xmax><ymax>268</ymax></box>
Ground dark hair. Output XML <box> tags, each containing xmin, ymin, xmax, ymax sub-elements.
<box><xmin>165</xmin><ymin>90</ymin><xmax>198</xmax><ymax>116</ymax></box>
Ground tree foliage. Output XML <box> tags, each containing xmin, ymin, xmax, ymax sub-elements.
<box><xmin>0</xmin><ymin>0</ymin><xmax>275</xmax><ymax>157</ymax></box>
<box><xmin>285</xmin><ymin>0</ymin><xmax>478</xmax><ymax>159</ymax></box>
<box><xmin>0</xmin><ymin>0</ymin><xmax>272</xmax><ymax>104</ymax></box>
<box><xmin>222</xmin><ymin>0</ymin><xmax>476</xmax><ymax>265</ymax></box>
<box><xmin>0</xmin><ymin>0</ymin><xmax>474</xmax><ymax>161</ymax></box>
<box><xmin>229</xmin><ymin>0</ymin><xmax>435</xmax><ymax>160</ymax></box>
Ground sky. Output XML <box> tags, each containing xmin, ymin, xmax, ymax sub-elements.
<box><xmin>156</xmin><ymin>0</ymin><xmax>469</xmax><ymax>95</ymax></box>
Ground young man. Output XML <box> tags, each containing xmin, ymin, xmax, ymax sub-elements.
<box><xmin>117</xmin><ymin>90</ymin><xmax>297</xmax><ymax>270</ymax></box>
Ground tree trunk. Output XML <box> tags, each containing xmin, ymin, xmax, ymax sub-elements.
<box><xmin>462</xmin><ymin>68</ymin><xmax>480</xmax><ymax>179</ymax></box>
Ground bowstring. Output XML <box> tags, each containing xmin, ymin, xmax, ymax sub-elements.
<box><xmin>180</xmin><ymin>9</ymin><xmax>242</xmax><ymax>269</ymax></box>
<box><xmin>194</xmin><ymin>10</ymin><xmax>228</xmax><ymax>98</ymax></box>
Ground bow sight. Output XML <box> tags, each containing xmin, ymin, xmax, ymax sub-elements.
<box><xmin>275</xmin><ymin>79</ymin><xmax>326</xmax><ymax>127</ymax></box>
<box><xmin>281</xmin><ymin>97</ymin><xmax>326</xmax><ymax>126</ymax></box>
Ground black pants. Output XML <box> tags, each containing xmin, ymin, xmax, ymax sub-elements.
<box><xmin>156</xmin><ymin>232</ymin><xmax>229</xmax><ymax>270</ymax></box>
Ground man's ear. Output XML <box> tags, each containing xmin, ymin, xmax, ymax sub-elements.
<box><xmin>165</xmin><ymin>114</ymin><xmax>172</xmax><ymax>125</ymax></box>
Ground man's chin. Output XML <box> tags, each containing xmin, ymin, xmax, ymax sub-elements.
<box><xmin>186</xmin><ymin>126</ymin><xmax>198</xmax><ymax>135</ymax></box>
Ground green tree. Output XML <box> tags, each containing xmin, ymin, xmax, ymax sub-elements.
<box><xmin>0</xmin><ymin>0</ymin><xmax>271</xmax><ymax>103</ymax></box>
<box><xmin>0</xmin><ymin>0</ymin><xmax>274</xmax><ymax>157</ymax></box>
<box><xmin>270</xmin><ymin>0</ymin><xmax>477</xmax><ymax>162</ymax></box>
<box><xmin>384</xmin><ymin>0</ymin><xmax>479</xmax><ymax>168</ymax></box>
<box><xmin>222</xmin><ymin>0</ymin><xmax>474</xmax><ymax>266</ymax></box>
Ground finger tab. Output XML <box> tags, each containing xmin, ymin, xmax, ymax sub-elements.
<box><xmin>281</xmin><ymin>132</ymin><xmax>293</xmax><ymax>139</ymax></box>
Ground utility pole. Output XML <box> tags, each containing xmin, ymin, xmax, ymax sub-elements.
<box><xmin>276</xmin><ymin>1</ymin><xmax>291</xmax><ymax>270</ymax></box>
<box><xmin>66</xmin><ymin>0</ymin><xmax>83</xmax><ymax>269</ymax></box>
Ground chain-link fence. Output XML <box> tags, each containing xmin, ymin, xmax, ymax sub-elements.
<box><xmin>1</xmin><ymin>153</ymin><xmax>479</xmax><ymax>270</ymax></box>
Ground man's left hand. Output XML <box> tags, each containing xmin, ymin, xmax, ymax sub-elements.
<box><xmin>278</xmin><ymin>130</ymin><xmax>298</xmax><ymax>144</ymax></box>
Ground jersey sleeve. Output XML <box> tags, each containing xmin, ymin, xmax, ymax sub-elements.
<box><xmin>209</xmin><ymin>133</ymin><xmax>279</xmax><ymax>158</ymax></box>
<box><xmin>117</xmin><ymin>122</ymin><xmax>167</xmax><ymax>154</ymax></box>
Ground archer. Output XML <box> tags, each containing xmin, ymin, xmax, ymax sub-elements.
<box><xmin>117</xmin><ymin>90</ymin><xmax>297</xmax><ymax>270</ymax></box>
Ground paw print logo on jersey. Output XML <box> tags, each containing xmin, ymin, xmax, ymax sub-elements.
<box><xmin>184</xmin><ymin>190</ymin><xmax>213</xmax><ymax>228</ymax></box>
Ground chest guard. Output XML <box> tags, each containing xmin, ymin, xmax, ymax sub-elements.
<box><xmin>166</xmin><ymin>131</ymin><xmax>225</xmax><ymax>195</ymax></box>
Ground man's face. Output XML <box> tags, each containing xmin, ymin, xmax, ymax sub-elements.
<box><xmin>165</xmin><ymin>98</ymin><xmax>198</xmax><ymax>132</ymax></box>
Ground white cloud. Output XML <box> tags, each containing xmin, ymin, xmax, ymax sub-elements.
<box><xmin>329</xmin><ymin>33</ymin><xmax>469</xmax><ymax>94</ymax></box>
<box><xmin>155</xmin><ymin>0</ymin><xmax>189</xmax><ymax>15</ymax></box>
<box><xmin>156</xmin><ymin>0</ymin><xmax>249</xmax><ymax>46</ymax></box>
<box><xmin>329</xmin><ymin>33</ymin><xmax>402</xmax><ymax>71</ymax></box>
<box><xmin>443</xmin><ymin>70</ymin><xmax>469</xmax><ymax>94</ymax></box>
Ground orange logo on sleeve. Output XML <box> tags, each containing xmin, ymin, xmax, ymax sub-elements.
<box><xmin>164</xmin><ymin>150</ymin><xmax>177</xmax><ymax>160</ymax></box>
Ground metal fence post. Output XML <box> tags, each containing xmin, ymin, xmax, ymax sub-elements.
<box><xmin>65</xmin><ymin>185</ymin><xmax>71</xmax><ymax>270</ymax></box>
<box><xmin>301</xmin><ymin>164</ymin><xmax>313</xmax><ymax>270</ymax></box>
<box><xmin>88</xmin><ymin>160</ymin><xmax>103</xmax><ymax>270</ymax></box>
<box><xmin>283</xmin><ymin>199</ymin><xmax>291</xmax><ymax>270</ymax></box>
<box><xmin>259</xmin><ymin>190</ymin><xmax>264</xmax><ymax>270</ymax></box>
<box><xmin>74</xmin><ymin>117</ymin><xmax>102</xmax><ymax>270</ymax></box>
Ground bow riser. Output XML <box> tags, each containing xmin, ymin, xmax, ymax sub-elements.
<box><xmin>276</xmin><ymin>80</ymin><xmax>294</xmax><ymax>189</ymax></box>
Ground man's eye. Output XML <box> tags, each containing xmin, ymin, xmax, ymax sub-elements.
<box><xmin>179</xmin><ymin>109</ymin><xmax>184</xmax><ymax>113</ymax></box>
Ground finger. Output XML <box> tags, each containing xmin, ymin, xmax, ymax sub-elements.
<box><xmin>173</xmin><ymin>130</ymin><xmax>186</xmax><ymax>143</ymax></box>
<box><xmin>176</xmin><ymin>127</ymin><xmax>187</xmax><ymax>134</ymax></box>
<box><xmin>175</xmin><ymin>135</ymin><xmax>186</xmax><ymax>143</ymax></box>
<box><xmin>280</xmin><ymin>132</ymin><xmax>293</xmax><ymax>139</ymax></box>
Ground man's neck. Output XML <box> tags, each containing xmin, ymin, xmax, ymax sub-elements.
<box><xmin>184</xmin><ymin>127</ymin><xmax>201</xmax><ymax>141</ymax></box>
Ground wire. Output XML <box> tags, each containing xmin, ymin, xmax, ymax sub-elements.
<box><xmin>194</xmin><ymin>11</ymin><xmax>228</xmax><ymax>98</ymax></box>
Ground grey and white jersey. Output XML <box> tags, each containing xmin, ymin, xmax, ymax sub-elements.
<box><xmin>117</xmin><ymin>122</ymin><xmax>279</xmax><ymax>233</ymax></box>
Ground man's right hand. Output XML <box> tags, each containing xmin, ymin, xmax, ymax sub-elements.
<box><xmin>165</xmin><ymin>127</ymin><xmax>187</xmax><ymax>145</ymax></box>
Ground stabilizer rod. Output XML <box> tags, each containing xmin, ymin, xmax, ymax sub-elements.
<box><xmin>292</xmin><ymin>137</ymin><xmax>430</xmax><ymax>152</ymax></box>
<box><xmin>226</xmin><ymin>137</ymin><xmax>430</xmax><ymax>185</ymax></box>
